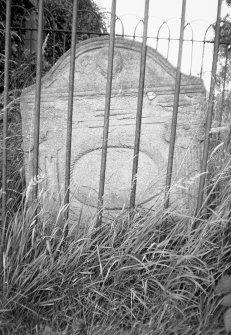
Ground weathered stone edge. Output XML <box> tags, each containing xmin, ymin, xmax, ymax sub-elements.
<box><xmin>21</xmin><ymin>36</ymin><xmax>206</xmax><ymax>97</ymax></box>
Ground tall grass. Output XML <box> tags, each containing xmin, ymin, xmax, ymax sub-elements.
<box><xmin>0</xmin><ymin>96</ymin><xmax>25</xmax><ymax>216</ymax></box>
<box><xmin>0</xmin><ymin>175</ymin><xmax>230</xmax><ymax>334</ymax></box>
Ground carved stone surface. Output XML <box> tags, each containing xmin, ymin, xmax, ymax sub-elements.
<box><xmin>20</xmin><ymin>37</ymin><xmax>206</xmax><ymax>225</ymax></box>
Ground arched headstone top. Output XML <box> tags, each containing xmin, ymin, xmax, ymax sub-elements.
<box><xmin>22</xmin><ymin>36</ymin><xmax>205</xmax><ymax>99</ymax></box>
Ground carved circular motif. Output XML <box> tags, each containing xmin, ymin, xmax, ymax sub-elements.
<box><xmin>70</xmin><ymin>147</ymin><xmax>164</xmax><ymax>210</ymax></box>
<box><xmin>96</xmin><ymin>48</ymin><xmax>123</xmax><ymax>78</ymax></box>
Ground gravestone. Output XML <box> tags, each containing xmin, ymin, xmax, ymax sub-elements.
<box><xmin>20</xmin><ymin>36</ymin><xmax>206</xmax><ymax>226</ymax></box>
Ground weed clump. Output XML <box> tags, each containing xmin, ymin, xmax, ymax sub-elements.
<box><xmin>0</xmin><ymin>190</ymin><xmax>230</xmax><ymax>334</ymax></box>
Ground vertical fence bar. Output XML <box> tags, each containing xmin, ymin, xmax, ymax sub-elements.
<box><xmin>196</xmin><ymin>0</ymin><xmax>222</xmax><ymax>215</ymax></box>
<box><xmin>96</xmin><ymin>0</ymin><xmax>116</xmax><ymax>227</ymax></box>
<box><xmin>52</xmin><ymin>33</ymin><xmax>56</xmax><ymax>65</ymax></box>
<box><xmin>218</xmin><ymin>44</ymin><xmax>228</xmax><ymax>127</ymax></box>
<box><xmin>2</xmin><ymin>0</ymin><xmax>12</xmax><ymax>224</ymax></box>
<box><xmin>1</xmin><ymin>0</ymin><xmax>12</xmax><ymax>288</ymax></box>
<box><xmin>32</xmin><ymin>0</ymin><xmax>44</xmax><ymax>199</ymax></box>
<box><xmin>200</xmin><ymin>39</ymin><xmax>206</xmax><ymax>78</ymax></box>
<box><xmin>64</xmin><ymin>0</ymin><xmax>78</xmax><ymax>224</ymax></box>
<box><xmin>164</xmin><ymin>0</ymin><xmax>186</xmax><ymax>210</ymax></box>
<box><xmin>129</xmin><ymin>0</ymin><xmax>149</xmax><ymax>210</ymax></box>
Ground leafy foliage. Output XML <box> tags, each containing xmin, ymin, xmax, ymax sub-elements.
<box><xmin>42</xmin><ymin>0</ymin><xmax>107</xmax><ymax>68</ymax></box>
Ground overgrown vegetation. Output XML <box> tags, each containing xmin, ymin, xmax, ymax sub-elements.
<box><xmin>0</xmin><ymin>179</ymin><xmax>231</xmax><ymax>334</ymax></box>
<box><xmin>0</xmin><ymin>95</ymin><xmax>25</xmax><ymax>216</ymax></box>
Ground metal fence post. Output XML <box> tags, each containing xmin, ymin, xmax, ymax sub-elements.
<box><xmin>96</xmin><ymin>0</ymin><xmax>116</xmax><ymax>227</ymax></box>
<box><xmin>164</xmin><ymin>0</ymin><xmax>186</xmax><ymax>210</ymax></box>
<box><xmin>64</xmin><ymin>0</ymin><xmax>78</xmax><ymax>229</ymax></box>
<box><xmin>1</xmin><ymin>0</ymin><xmax>12</xmax><ymax>294</ymax></box>
<box><xmin>196</xmin><ymin>0</ymin><xmax>222</xmax><ymax>216</ymax></box>
<box><xmin>33</xmin><ymin>0</ymin><xmax>44</xmax><ymax>199</ymax></box>
<box><xmin>1</xmin><ymin>0</ymin><xmax>12</xmax><ymax>225</ymax></box>
<box><xmin>218</xmin><ymin>44</ymin><xmax>229</xmax><ymax>127</ymax></box>
<box><xmin>129</xmin><ymin>0</ymin><xmax>150</xmax><ymax>210</ymax></box>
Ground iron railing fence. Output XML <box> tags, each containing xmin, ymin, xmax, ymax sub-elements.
<box><xmin>1</xmin><ymin>0</ymin><xmax>230</xmax><ymax>230</ymax></box>
<box><xmin>1</xmin><ymin>3</ymin><xmax>231</xmax><ymax>80</ymax></box>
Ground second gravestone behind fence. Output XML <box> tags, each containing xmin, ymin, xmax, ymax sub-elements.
<box><xmin>20</xmin><ymin>37</ymin><xmax>206</xmax><ymax>227</ymax></box>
